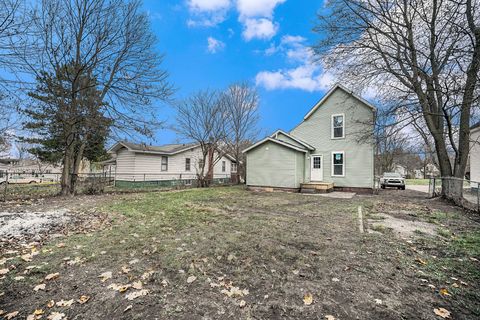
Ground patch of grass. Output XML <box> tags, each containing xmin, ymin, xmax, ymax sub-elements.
<box><xmin>370</xmin><ymin>224</ymin><xmax>387</xmax><ymax>233</ymax></box>
<box><xmin>405</xmin><ymin>179</ymin><xmax>431</xmax><ymax>185</ymax></box>
<box><xmin>437</xmin><ymin>227</ymin><xmax>453</xmax><ymax>238</ymax></box>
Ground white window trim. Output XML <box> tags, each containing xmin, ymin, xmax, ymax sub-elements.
<box><xmin>161</xmin><ymin>156</ymin><xmax>168</xmax><ymax>172</ymax></box>
<box><xmin>331</xmin><ymin>113</ymin><xmax>345</xmax><ymax>139</ymax></box>
<box><xmin>331</xmin><ymin>151</ymin><xmax>345</xmax><ymax>177</ymax></box>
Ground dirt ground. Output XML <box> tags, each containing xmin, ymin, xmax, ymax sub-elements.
<box><xmin>0</xmin><ymin>187</ymin><xmax>479</xmax><ymax>319</ymax></box>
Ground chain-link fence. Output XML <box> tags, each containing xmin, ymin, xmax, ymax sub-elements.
<box><xmin>0</xmin><ymin>171</ymin><xmax>233</xmax><ymax>201</ymax></box>
<box><xmin>429</xmin><ymin>177</ymin><xmax>480</xmax><ymax>212</ymax></box>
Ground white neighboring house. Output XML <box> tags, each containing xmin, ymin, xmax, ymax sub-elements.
<box><xmin>470</xmin><ymin>123</ymin><xmax>480</xmax><ymax>188</ymax></box>
<box><xmin>107</xmin><ymin>141</ymin><xmax>236</xmax><ymax>183</ymax></box>
<box><xmin>393</xmin><ymin>164</ymin><xmax>407</xmax><ymax>177</ymax></box>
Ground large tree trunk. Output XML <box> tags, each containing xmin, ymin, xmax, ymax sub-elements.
<box><xmin>69</xmin><ymin>142</ymin><xmax>86</xmax><ymax>195</ymax></box>
<box><xmin>60</xmin><ymin>145</ymin><xmax>74</xmax><ymax>196</ymax></box>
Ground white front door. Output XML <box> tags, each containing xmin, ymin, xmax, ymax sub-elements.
<box><xmin>310</xmin><ymin>155</ymin><xmax>323</xmax><ymax>181</ymax></box>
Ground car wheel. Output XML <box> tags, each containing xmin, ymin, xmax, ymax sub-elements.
<box><xmin>402</xmin><ymin>186</ymin><xmax>406</xmax><ymax>190</ymax></box>
<box><xmin>381</xmin><ymin>184</ymin><xmax>385</xmax><ymax>189</ymax></box>
<box><xmin>29</xmin><ymin>181</ymin><xmax>37</xmax><ymax>184</ymax></box>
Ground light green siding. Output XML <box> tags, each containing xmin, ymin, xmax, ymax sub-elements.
<box><xmin>275</xmin><ymin>132</ymin><xmax>306</xmax><ymax>149</ymax></box>
<box><xmin>290</xmin><ymin>88</ymin><xmax>374</xmax><ymax>188</ymax></box>
<box><xmin>246</xmin><ymin>141</ymin><xmax>304</xmax><ymax>188</ymax></box>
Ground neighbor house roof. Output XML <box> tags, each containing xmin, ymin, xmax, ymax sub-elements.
<box><xmin>303</xmin><ymin>83</ymin><xmax>376</xmax><ymax>120</ymax></box>
<box><xmin>270</xmin><ymin>129</ymin><xmax>315</xmax><ymax>151</ymax></box>
<box><xmin>471</xmin><ymin>122</ymin><xmax>480</xmax><ymax>133</ymax></box>
<box><xmin>107</xmin><ymin>141</ymin><xmax>199</xmax><ymax>155</ymax></box>
<box><xmin>242</xmin><ymin>137</ymin><xmax>308</xmax><ymax>154</ymax></box>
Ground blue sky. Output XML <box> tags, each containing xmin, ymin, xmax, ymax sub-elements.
<box><xmin>144</xmin><ymin>0</ymin><xmax>334</xmax><ymax>145</ymax></box>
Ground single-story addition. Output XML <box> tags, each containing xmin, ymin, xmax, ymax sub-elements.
<box><xmin>470</xmin><ymin>122</ymin><xmax>480</xmax><ymax>188</ymax></box>
<box><xmin>243</xmin><ymin>84</ymin><xmax>375</xmax><ymax>193</ymax></box>
<box><xmin>107</xmin><ymin>141</ymin><xmax>237</xmax><ymax>185</ymax></box>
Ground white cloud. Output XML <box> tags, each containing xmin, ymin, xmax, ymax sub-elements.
<box><xmin>242</xmin><ymin>18</ymin><xmax>278</xmax><ymax>41</ymax></box>
<box><xmin>256</xmin><ymin>34</ymin><xmax>336</xmax><ymax>92</ymax></box>
<box><xmin>256</xmin><ymin>65</ymin><xmax>335</xmax><ymax>92</ymax></box>
<box><xmin>187</xmin><ymin>0</ymin><xmax>231</xmax><ymax>27</ymax></box>
<box><xmin>236</xmin><ymin>0</ymin><xmax>286</xmax><ymax>18</ymax></box>
<box><xmin>188</xmin><ymin>0</ymin><xmax>230</xmax><ymax>12</ymax></box>
<box><xmin>186</xmin><ymin>0</ymin><xmax>285</xmax><ymax>41</ymax></box>
<box><xmin>207</xmin><ymin>36</ymin><xmax>225</xmax><ymax>53</ymax></box>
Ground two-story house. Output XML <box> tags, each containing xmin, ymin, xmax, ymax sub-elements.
<box><xmin>243</xmin><ymin>84</ymin><xmax>375</xmax><ymax>192</ymax></box>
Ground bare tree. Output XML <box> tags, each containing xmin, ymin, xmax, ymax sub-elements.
<box><xmin>314</xmin><ymin>0</ymin><xmax>480</xmax><ymax>202</ymax></box>
<box><xmin>0</xmin><ymin>0</ymin><xmax>28</xmax><ymax>153</ymax></box>
<box><xmin>221</xmin><ymin>82</ymin><xmax>260</xmax><ymax>183</ymax></box>
<box><xmin>175</xmin><ymin>90</ymin><xmax>228</xmax><ymax>187</ymax></box>
<box><xmin>15</xmin><ymin>0</ymin><xmax>172</xmax><ymax>195</ymax></box>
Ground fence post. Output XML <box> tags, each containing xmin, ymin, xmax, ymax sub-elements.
<box><xmin>2</xmin><ymin>171</ymin><xmax>8</xmax><ymax>202</ymax></box>
<box><xmin>433</xmin><ymin>178</ymin><xmax>436</xmax><ymax>197</ymax></box>
<box><xmin>477</xmin><ymin>183</ymin><xmax>479</xmax><ymax>213</ymax></box>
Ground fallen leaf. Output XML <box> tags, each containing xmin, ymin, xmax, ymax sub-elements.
<box><xmin>47</xmin><ymin>312</ymin><xmax>65</xmax><ymax>320</ymax></box>
<box><xmin>21</xmin><ymin>254</ymin><xmax>33</xmax><ymax>262</ymax></box>
<box><xmin>161</xmin><ymin>279</ymin><xmax>168</xmax><ymax>287</ymax></box>
<box><xmin>374</xmin><ymin>298</ymin><xmax>383</xmax><ymax>304</ymax></box>
<box><xmin>56</xmin><ymin>299</ymin><xmax>74</xmax><ymax>307</ymax></box>
<box><xmin>128</xmin><ymin>259</ymin><xmax>139</xmax><ymax>265</ymax></box>
<box><xmin>14</xmin><ymin>276</ymin><xmax>24</xmax><ymax>281</ymax></box>
<box><xmin>45</xmin><ymin>273</ymin><xmax>59</xmax><ymax>281</ymax></box>
<box><xmin>5</xmin><ymin>311</ymin><xmax>19</xmax><ymax>319</ymax></box>
<box><xmin>34</xmin><ymin>309</ymin><xmax>44</xmax><ymax>316</ymax></box>
<box><xmin>77</xmin><ymin>295</ymin><xmax>90</xmax><ymax>304</ymax></box>
<box><xmin>121</xmin><ymin>266</ymin><xmax>130</xmax><ymax>274</ymax></box>
<box><xmin>125</xmin><ymin>289</ymin><xmax>149</xmax><ymax>300</ymax></box>
<box><xmin>434</xmin><ymin>307</ymin><xmax>451</xmax><ymax>318</ymax></box>
<box><xmin>132</xmin><ymin>281</ymin><xmax>143</xmax><ymax>290</ymax></box>
<box><xmin>187</xmin><ymin>275</ymin><xmax>197</xmax><ymax>284</ymax></box>
<box><xmin>439</xmin><ymin>288</ymin><xmax>451</xmax><ymax>296</ymax></box>
<box><xmin>331</xmin><ymin>277</ymin><xmax>340</xmax><ymax>282</ymax></box>
<box><xmin>303</xmin><ymin>293</ymin><xmax>313</xmax><ymax>305</ymax></box>
<box><xmin>34</xmin><ymin>283</ymin><xmax>46</xmax><ymax>291</ymax></box>
<box><xmin>123</xmin><ymin>305</ymin><xmax>132</xmax><ymax>312</ymax></box>
<box><xmin>292</xmin><ymin>270</ymin><xmax>299</xmax><ymax>275</ymax></box>
<box><xmin>47</xmin><ymin>300</ymin><xmax>55</xmax><ymax>308</ymax></box>
<box><xmin>0</xmin><ymin>268</ymin><xmax>9</xmax><ymax>275</ymax></box>
<box><xmin>239</xmin><ymin>300</ymin><xmax>246</xmax><ymax>307</ymax></box>
<box><xmin>416</xmin><ymin>257</ymin><xmax>427</xmax><ymax>265</ymax></box>
<box><xmin>325</xmin><ymin>316</ymin><xmax>336</xmax><ymax>320</ymax></box>
<box><xmin>98</xmin><ymin>271</ymin><xmax>112</xmax><ymax>282</ymax></box>
<box><xmin>141</xmin><ymin>270</ymin><xmax>154</xmax><ymax>280</ymax></box>
<box><xmin>56</xmin><ymin>243</ymin><xmax>65</xmax><ymax>248</ymax></box>
<box><xmin>0</xmin><ymin>310</ymin><xmax>5</xmax><ymax>316</ymax></box>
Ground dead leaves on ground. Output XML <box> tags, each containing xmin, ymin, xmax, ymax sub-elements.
<box><xmin>45</xmin><ymin>273</ymin><xmax>59</xmax><ymax>281</ymax></box>
<box><xmin>303</xmin><ymin>293</ymin><xmax>313</xmax><ymax>305</ymax></box>
<box><xmin>434</xmin><ymin>307</ymin><xmax>451</xmax><ymax>318</ymax></box>
<box><xmin>98</xmin><ymin>271</ymin><xmax>112</xmax><ymax>282</ymax></box>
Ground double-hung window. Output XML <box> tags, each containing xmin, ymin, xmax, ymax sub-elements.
<box><xmin>332</xmin><ymin>151</ymin><xmax>345</xmax><ymax>177</ymax></box>
<box><xmin>185</xmin><ymin>158</ymin><xmax>191</xmax><ymax>171</ymax></box>
<box><xmin>221</xmin><ymin>161</ymin><xmax>226</xmax><ymax>172</ymax></box>
<box><xmin>161</xmin><ymin>156</ymin><xmax>168</xmax><ymax>171</ymax></box>
<box><xmin>331</xmin><ymin>114</ymin><xmax>345</xmax><ymax>139</ymax></box>
<box><xmin>231</xmin><ymin>162</ymin><xmax>237</xmax><ymax>173</ymax></box>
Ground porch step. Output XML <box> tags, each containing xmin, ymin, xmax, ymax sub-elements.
<box><xmin>300</xmin><ymin>182</ymin><xmax>334</xmax><ymax>194</ymax></box>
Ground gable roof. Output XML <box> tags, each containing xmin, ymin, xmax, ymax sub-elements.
<box><xmin>303</xmin><ymin>83</ymin><xmax>376</xmax><ymax>120</ymax></box>
<box><xmin>108</xmin><ymin>141</ymin><xmax>198</xmax><ymax>155</ymax></box>
<box><xmin>270</xmin><ymin>129</ymin><xmax>315</xmax><ymax>151</ymax></box>
<box><xmin>472</xmin><ymin>122</ymin><xmax>480</xmax><ymax>133</ymax></box>
<box><xmin>242</xmin><ymin>137</ymin><xmax>308</xmax><ymax>154</ymax></box>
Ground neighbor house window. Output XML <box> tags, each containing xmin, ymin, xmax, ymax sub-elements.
<box><xmin>185</xmin><ymin>158</ymin><xmax>191</xmax><ymax>171</ymax></box>
<box><xmin>161</xmin><ymin>156</ymin><xmax>168</xmax><ymax>171</ymax></box>
<box><xmin>332</xmin><ymin>114</ymin><xmax>345</xmax><ymax>139</ymax></box>
<box><xmin>221</xmin><ymin>161</ymin><xmax>226</xmax><ymax>172</ymax></box>
<box><xmin>231</xmin><ymin>162</ymin><xmax>237</xmax><ymax>173</ymax></box>
<box><xmin>332</xmin><ymin>151</ymin><xmax>345</xmax><ymax>176</ymax></box>
<box><xmin>199</xmin><ymin>159</ymin><xmax>204</xmax><ymax>169</ymax></box>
